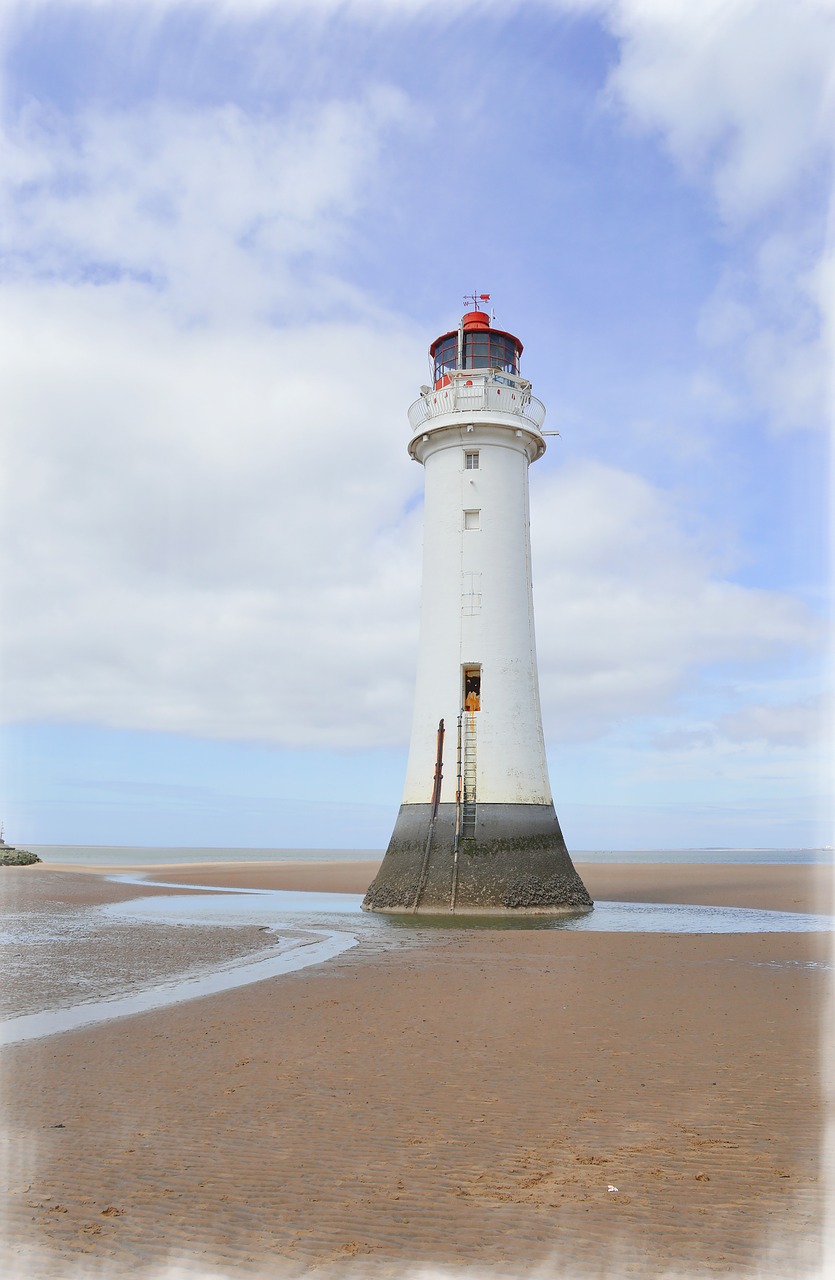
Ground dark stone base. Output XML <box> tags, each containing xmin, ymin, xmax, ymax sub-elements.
<box><xmin>362</xmin><ymin>802</ymin><xmax>593</xmax><ymax>915</ymax></box>
<box><xmin>0</xmin><ymin>846</ymin><xmax>40</xmax><ymax>866</ymax></box>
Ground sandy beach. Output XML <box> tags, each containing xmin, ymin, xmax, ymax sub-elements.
<box><xmin>1</xmin><ymin>859</ymin><xmax>832</xmax><ymax>1279</ymax></box>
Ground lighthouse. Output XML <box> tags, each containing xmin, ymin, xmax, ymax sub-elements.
<box><xmin>363</xmin><ymin>302</ymin><xmax>592</xmax><ymax>916</ymax></box>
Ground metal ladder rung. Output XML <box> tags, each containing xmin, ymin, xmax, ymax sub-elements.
<box><xmin>461</xmin><ymin>713</ymin><xmax>477</xmax><ymax>837</ymax></box>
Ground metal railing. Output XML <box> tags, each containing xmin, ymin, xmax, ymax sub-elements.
<box><xmin>408</xmin><ymin>379</ymin><xmax>546</xmax><ymax>432</ymax></box>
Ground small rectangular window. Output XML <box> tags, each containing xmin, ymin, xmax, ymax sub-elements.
<box><xmin>464</xmin><ymin>451</ymin><xmax>479</xmax><ymax>470</ymax></box>
<box><xmin>464</xmin><ymin>510</ymin><xmax>480</xmax><ymax>530</ymax></box>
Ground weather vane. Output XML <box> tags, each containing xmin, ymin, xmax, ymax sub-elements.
<box><xmin>463</xmin><ymin>291</ymin><xmax>491</xmax><ymax>312</ymax></box>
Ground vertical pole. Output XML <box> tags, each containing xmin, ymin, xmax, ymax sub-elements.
<box><xmin>412</xmin><ymin>719</ymin><xmax>445</xmax><ymax>913</ymax></box>
<box><xmin>430</xmin><ymin>718</ymin><xmax>445</xmax><ymax>818</ymax></box>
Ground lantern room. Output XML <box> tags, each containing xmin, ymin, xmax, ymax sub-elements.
<box><xmin>430</xmin><ymin>310</ymin><xmax>523</xmax><ymax>389</ymax></box>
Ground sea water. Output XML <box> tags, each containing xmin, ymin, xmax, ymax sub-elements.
<box><xmin>3</xmin><ymin>850</ymin><xmax>832</xmax><ymax>1047</ymax></box>
<box><xmin>3</xmin><ymin>880</ymin><xmax>832</xmax><ymax>1047</ymax></box>
<box><xmin>101</xmin><ymin>874</ymin><xmax>834</xmax><ymax>936</ymax></box>
<box><xmin>25</xmin><ymin>845</ymin><xmax>835</xmax><ymax>866</ymax></box>
<box><xmin>26</xmin><ymin>845</ymin><xmax>382</xmax><ymax>866</ymax></box>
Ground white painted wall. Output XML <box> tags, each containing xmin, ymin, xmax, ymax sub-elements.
<box><xmin>401</xmin><ymin>415</ymin><xmax>553</xmax><ymax>806</ymax></box>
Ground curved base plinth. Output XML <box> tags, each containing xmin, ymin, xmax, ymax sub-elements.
<box><xmin>362</xmin><ymin>802</ymin><xmax>593</xmax><ymax>915</ymax></box>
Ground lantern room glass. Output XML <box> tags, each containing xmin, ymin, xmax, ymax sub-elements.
<box><xmin>432</xmin><ymin>331</ymin><xmax>520</xmax><ymax>382</ymax></box>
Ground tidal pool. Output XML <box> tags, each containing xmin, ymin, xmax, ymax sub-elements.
<box><xmin>104</xmin><ymin>878</ymin><xmax>833</xmax><ymax>935</ymax></box>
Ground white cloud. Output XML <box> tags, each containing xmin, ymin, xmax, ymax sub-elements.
<box><xmin>532</xmin><ymin>460</ymin><xmax>820</xmax><ymax>742</ymax></box>
<box><xmin>718</xmin><ymin>696</ymin><xmax>832</xmax><ymax>748</ymax></box>
<box><xmin>0</xmin><ymin>4</ymin><xmax>827</xmax><ymax>765</ymax></box>
<box><xmin>0</xmin><ymin>282</ymin><xmax>424</xmax><ymax>747</ymax></box>
<box><xmin>0</xmin><ymin>93</ymin><xmax>428</xmax><ymax>747</ymax></box>
<box><xmin>600</xmin><ymin>0</ymin><xmax>835</xmax><ymax>435</ymax></box>
<box><xmin>696</xmin><ymin>228</ymin><xmax>832</xmax><ymax>432</ymax></box>
<box><xmin>0</xmin><ymin>91</ymin><xmax>411</xmax><ymax>325</ymax></box>
<box><xmin>604</xmin><ymin>0</ymin><xmax>835</xmax><ymax>226</ymax></box>
<box><xmin>3</xmin><ymin>2</ymin><xmax>831</xmax><ymax>441</ymax></box>
<box><xmin>3</xmin><ymin>306</ymin><xmax>818</xmax><ymax>749</ymax></box>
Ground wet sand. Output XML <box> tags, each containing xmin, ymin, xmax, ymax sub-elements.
<box><xmin>1</xmin><ymin>860</ymin><xmax>832</xmax><ymax>1278</ymax></box>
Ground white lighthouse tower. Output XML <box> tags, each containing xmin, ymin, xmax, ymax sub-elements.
<box><xmin>363</xmin><ymin>301</ymin><xmax>592</xmax><ymax>915</ymax></box>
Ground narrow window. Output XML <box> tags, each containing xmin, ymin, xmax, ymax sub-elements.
<box><xmin>464</xmin><ymin>450</ymin><xmax>479</xmax><ymax>470</ymax></box>
<box><xmin>463</xmin><ymin>509</ymin><xmax>480</xmax><ymax>530</ymax></box>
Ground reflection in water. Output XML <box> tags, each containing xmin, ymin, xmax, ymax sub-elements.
<box><xmin>106</xmin><ymin>880</ymin><xmax>834</xmax><ymax>935</ymax></box>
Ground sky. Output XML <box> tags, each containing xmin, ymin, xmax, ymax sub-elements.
<box><xmin>0</xmin><ymin>0</ymin><xmax>832</xmax><ymax>850</ymax></box>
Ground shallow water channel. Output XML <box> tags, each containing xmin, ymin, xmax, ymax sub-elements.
<box><xmin>2</xmin><ymin>875</ymin><xmax>831</xmax><ymax>1047</ymax></box>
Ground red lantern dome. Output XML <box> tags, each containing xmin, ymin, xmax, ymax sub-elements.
<box><xmin>429</xmin><ymin>312</ymin><xmax>523</xmax><ymax>390</ymax></box>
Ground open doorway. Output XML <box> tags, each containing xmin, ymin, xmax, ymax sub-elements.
<box><xmin>463</xmin><ymin>665</ymin><xmax>481</xmax><ymax>712</ymax></box>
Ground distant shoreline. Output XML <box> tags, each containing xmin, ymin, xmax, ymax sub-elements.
<box><xmin>22</xmin><ymin>844</ymin><xmax>834</xmax><ymax>867</ymax></box>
